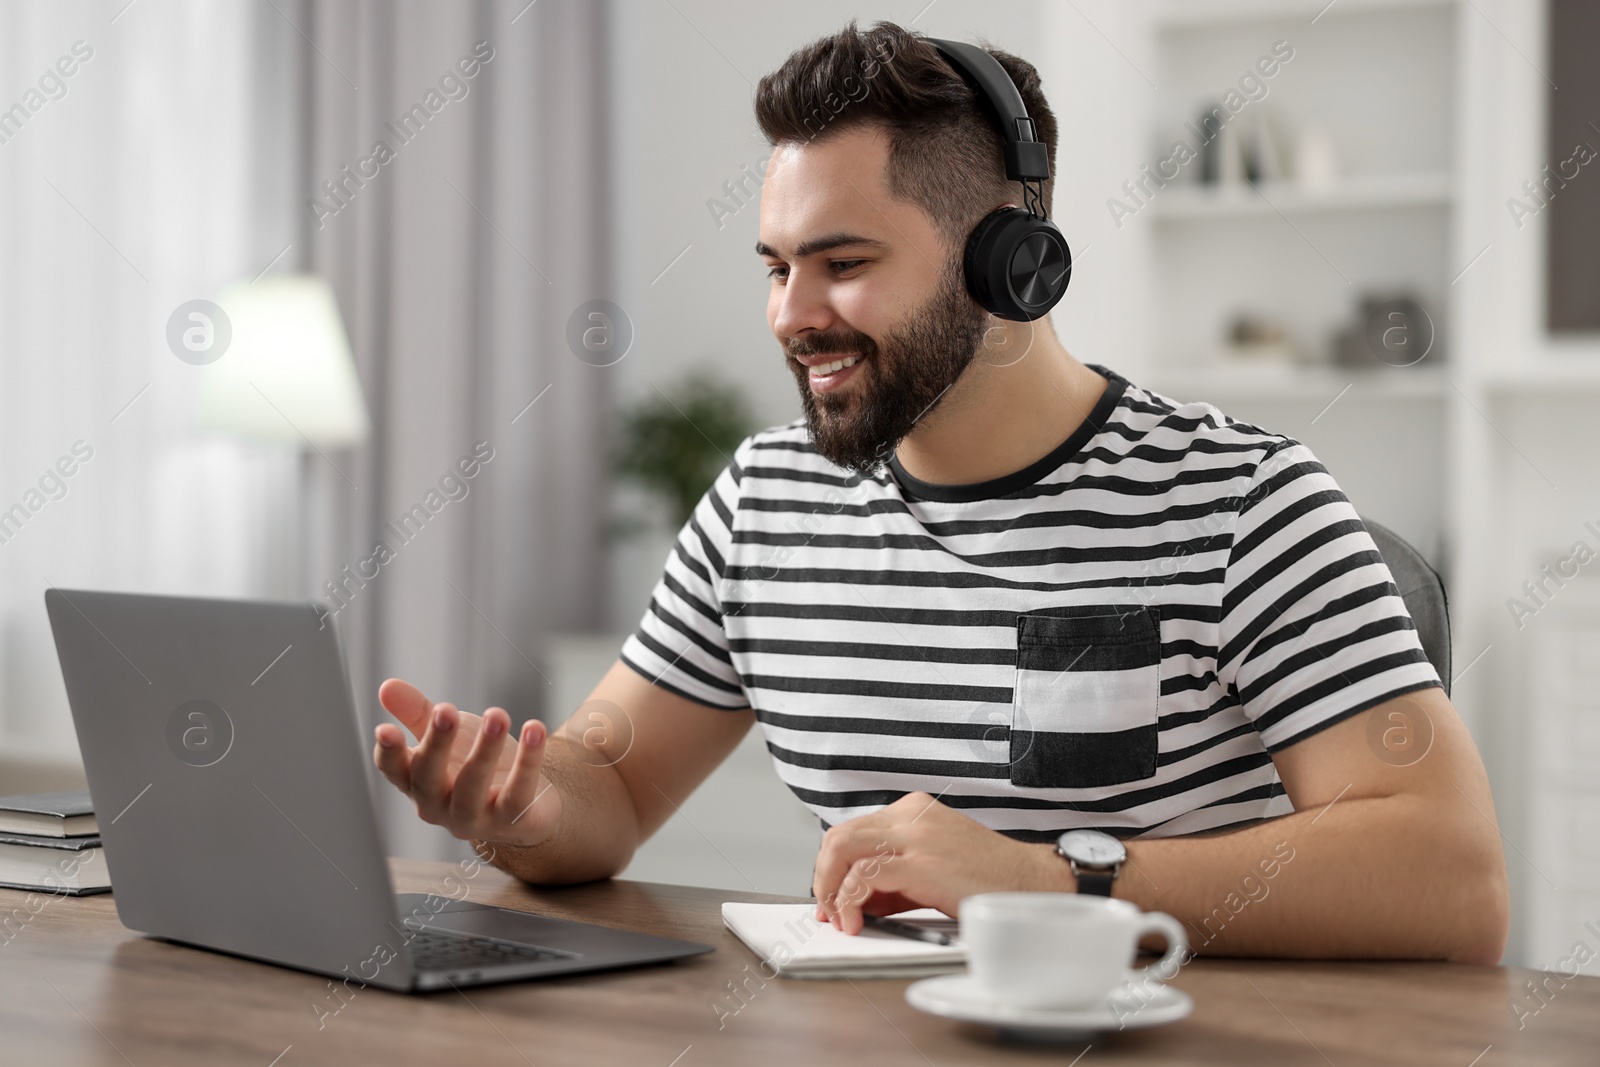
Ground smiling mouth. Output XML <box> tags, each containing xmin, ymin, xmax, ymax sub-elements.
<box><xmin>805</xmin><ymin>354</ymin><xmax>861</xmax><ymax>375</ymax></box>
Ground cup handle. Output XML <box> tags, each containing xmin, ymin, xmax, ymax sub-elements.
<box><xmin>1130</xmin><ymin>911</ymin><xmax>1188</xmax><ymax>985</ymax></box>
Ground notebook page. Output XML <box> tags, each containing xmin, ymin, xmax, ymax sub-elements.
<box><xmin>721</xmin><ymin>903</ymin><xmax>966</xmax><ymax>975</ymax></box>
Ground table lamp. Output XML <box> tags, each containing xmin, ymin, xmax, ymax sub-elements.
<box><xmin>197</xmin><ymin>275</ymin><xmax>369</xmax><ymax>447</ymax></box>
<box><xmin>195</xmin><ymin>274</ymin><xmax>370</xmax><ymax>597</ymax></box>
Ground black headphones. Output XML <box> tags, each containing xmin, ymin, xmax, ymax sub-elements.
<box><xmin>927</xmin><ymin>38</ymin><xmax>1071</xmax><ymax>322</ymax></box>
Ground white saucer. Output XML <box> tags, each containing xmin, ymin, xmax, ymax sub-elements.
<box><xmin>904</xmin><ymin>973</ymin><xmax>1193</xmax><ymax>1041</ymax></box>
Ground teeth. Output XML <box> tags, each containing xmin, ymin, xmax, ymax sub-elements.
<box><xmin>811</xmin><ymin>355</ymin><xmax>859</xmax><ymax>375</ymax></box>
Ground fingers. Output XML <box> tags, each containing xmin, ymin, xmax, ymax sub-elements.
<box><xmin>407</xmin><ymin>703</ymin><xmax>462</xmax><ymax>816</ymax></box>
<box><xmin>813</xmin><ymin>820</ymin><xmax>895</xmax><ymax>930</ymax></box>
<box><xmin>378</xmin><ymin>678</ymin><xmax>436</xmax><ymax>740</ymax></box>
<box><xmin>373</xmin><ymin>702</ymin><xmax>557</xmax><ymax>846</ymax></box>
<box><xmin>449</xmin><ymin>707</ymin><xmax>512</xmax><ymax>825</ymax></box>
<box><xmin>834</xmin><ymin>853</ymin><xmax>911</xmax><ymax>935</ymax></box>
<box><xmin>375</xmin><ymin>691</ymin><xmax>557</xmax><ymax>846</ymax></box>
<box><xmin>373</xmin><ymin>723</ymin><xmax>414</xmax><ymax>792</ymax></box>
<box><xmin>813</xmin><ymin>823</ymin><xmax>860</xmax><ymax>927</ymax></box>
<box><xmin>493</xmin><ymin>719</ymin><xmax>552</xmax><ymax>831</ymax></box>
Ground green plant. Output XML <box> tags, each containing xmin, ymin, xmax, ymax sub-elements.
<box><xmin>611</xmin><ymin>369</ymin><xmax>755</xmax><ymax>532</ymax></box>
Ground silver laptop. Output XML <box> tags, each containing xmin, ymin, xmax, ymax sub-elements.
<box><xmin>44</xmin><ymin>588</ymin><xmax>713</xmax><ymax>992</ymax></box>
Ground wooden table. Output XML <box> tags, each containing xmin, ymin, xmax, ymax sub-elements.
<box><xmin>0</xmin><ymin>858</ymin><xmax>1594</xmax><ymax>1065</ymax></box>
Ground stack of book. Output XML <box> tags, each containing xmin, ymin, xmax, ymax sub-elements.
<box><xmin>0</xmin><ymin>789</ymin><xmax>110</xmax><ymax>895</ymax></box>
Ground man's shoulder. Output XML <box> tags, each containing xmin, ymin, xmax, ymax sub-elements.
<box><xmin>1108</xmin><ymin>368</ymin><xmax>1298</xmax><ymax>462</ymax></box>
<box><xmin>1098</xmin><ymin>369</ymin><xmax>1319</xmax><ymax>497</ymax></box>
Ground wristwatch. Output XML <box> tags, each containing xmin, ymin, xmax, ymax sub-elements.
<box><xmin>1054</xmin><ymin>829</ymin><xmax>1126</xmax><ymax>896</ymax></box>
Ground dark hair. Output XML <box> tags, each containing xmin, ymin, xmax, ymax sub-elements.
<box><xmin>754</xmin><ymin>20</ymin><xmax>1057</xmax><ymax>251</ymax></box>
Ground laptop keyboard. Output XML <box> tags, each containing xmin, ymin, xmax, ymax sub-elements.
<box><xmin>405</xmin><ymin>926</ymin><xmax>574</xmax><ymax>972</ymax></box>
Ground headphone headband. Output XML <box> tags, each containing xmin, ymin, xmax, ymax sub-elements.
<box><xmin>927</xmin><ymin>38</ymin><xmax>1050</xmax><ymax>183</ymax></box>
<box><xmin>925</xmin><ymin>36</ymin><xmax>1070</xmax><ymax>320</ymax></box>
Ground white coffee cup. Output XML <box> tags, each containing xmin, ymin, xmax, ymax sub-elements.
<box><xmin>960</xmin><ymin>892</ymin><xmax>1188</xmax><ymax>1011</ymax></box>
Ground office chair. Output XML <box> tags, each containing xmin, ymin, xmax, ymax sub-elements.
<box><xmin>1361</xmin><ymin>516</ymin><xmax>1452</xmax><ymax>697</ymax></box>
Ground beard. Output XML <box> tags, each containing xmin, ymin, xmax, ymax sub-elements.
<box><xmin>785</xmin><ymin>264</ymin><xmax>990</xmax><ymax>479</ymax></box>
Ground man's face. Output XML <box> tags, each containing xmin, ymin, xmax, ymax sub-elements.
<box><xmin>757</xmin><ymin>126</ymin><xmax>991</xmax><ymax>478</ymax></box>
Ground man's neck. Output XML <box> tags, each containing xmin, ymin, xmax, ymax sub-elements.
<box><xmin>891</xmin><ymin>323</ymin><xmax>1108</xmax><ymax>488</ymax></box>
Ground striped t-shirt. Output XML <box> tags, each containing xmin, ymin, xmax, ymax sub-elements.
<box><xmin>620</xmin><ymin>363</ymin><xmax>1442</xmax><ymax>841</ymax></box>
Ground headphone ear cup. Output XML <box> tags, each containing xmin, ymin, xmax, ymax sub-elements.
<box><xmin>962</xmin><ymin>207</ymin><xmax>1072</xmax><ymax>322</ymax></box>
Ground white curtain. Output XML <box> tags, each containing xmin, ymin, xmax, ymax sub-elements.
<box><xmin>302</xmin><ymin>0</ymin><xmax>614</xmax><ymax>858</ymax></box>
<box><xmin>0</xmin><ymin>1</ymin><xmax>300</xmax><ymax>761</ymax></box>
<box><xmin>0</xmin><ymin>1</ymin><xmax>614</xmax><ymax>863</ymax></box>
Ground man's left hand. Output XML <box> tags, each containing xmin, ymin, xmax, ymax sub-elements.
<box><xmin>810</xmin><ymin>791</ymin><xmax>1066</xmax><ymax>934</ymax></box>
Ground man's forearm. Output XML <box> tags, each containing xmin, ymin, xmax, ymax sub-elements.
<box><xmin>476</xmin><ymin>735</ymin><xmax>641</xmax><ymax>885</ymax></box>
<box><xmin>814</xmin><ymin>694</ymin><xmax>1509</xmax><ymax>961</ymax></box>
<box><xmin>1030</xmin><ymin>793</ymin><xmax>1509</xmax><ymax>964</ymax></box>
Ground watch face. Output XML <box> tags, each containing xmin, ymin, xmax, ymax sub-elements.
<box><xmin>1058</xmin><ymin>829</ymin><xmax>1126</xmax><ymax>866</ymax></box>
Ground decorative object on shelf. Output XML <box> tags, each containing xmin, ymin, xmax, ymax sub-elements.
<box><xmin>1178</xmin><ymin>108</ymin><xmax>1294</xmax><ymax>193</ymax></box>
<box><xmin>610</xmin><ymin>368</ymin><xmax>754</xmax><ymax>536</ymax></box>
<box><xmin>1198</xmin><ymin>101</ymin><xmax>1246</xmax><ymax>187</ymax></box>
<box><xmin>1188</xmin><ymin>40</ymin><xmax>1297</xmax><ymax>191</ymax></box>
<box><xmin>1331</xmin><ymin>293</ymin><xmax>1436</xmax><ymax>369</ymax></box>
<box><xmin>1219</xmin><ymin>312</ymin><xmax>1297</xmax><ymax>365</ymax></box>
<box><xmin>1245</xmin><ymin>111</ymin><xmax>1291</xmax><ymax>185</ymax></box>
<box><xmin>1292</xmin><ymin>126</ymin><xmax>1340</xmax><ymax>190</ymax></box>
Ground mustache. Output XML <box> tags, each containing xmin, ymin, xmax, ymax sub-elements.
<box><xmin>786</xmin><ymin>331</ymin><xmax>878</xmax><ymax>360</ymax></box>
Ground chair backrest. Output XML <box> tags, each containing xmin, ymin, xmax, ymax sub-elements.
<box><xmin>1362</xmin><ymin>516</ymin><xmax>1451</xmax><ymax>696</ymax></box>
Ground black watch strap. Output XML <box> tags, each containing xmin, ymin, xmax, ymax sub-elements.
<box><xmin>1075</xmin><ymin>868</ymin><xmax>1116</xmax><ymax>896</ymax></box>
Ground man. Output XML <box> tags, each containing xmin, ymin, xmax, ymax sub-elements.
<box><xmin>373</xmin><ymin>21</ymin><xmax>1508</xmax><ymax>963</ymax></box>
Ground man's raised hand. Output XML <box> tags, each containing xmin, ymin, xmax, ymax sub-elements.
<box><xmin>372</xmin><ymin>677</ymin><xmax>562</xmax><ymax>847</ymax></box>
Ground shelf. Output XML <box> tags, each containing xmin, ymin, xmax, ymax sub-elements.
<box><xmin>1146</xmin><ymin>363</ymin><xmax>1600</xmax><ymax>403</ymax></box>
<box><xmin>1480</xmin><ymin>361</ymin><xmax>1600</xmax><ymax>395</ymax></box>
<box><xmin>1141</xmin><ymin>364</ymin><xmax>1600</xmax><ymax>406</ymax></box>
<box><xmin>1148</xmin><ymin>173</ymin><xmax>1452</xmax><ymax>221</ymax></box>
<box><xmin>1153</xmin><ymin>0</ymin><xmax>1455</xmax><ymax>31</ymax></box>
<box><xmin>1143</xmin><ymin>365</ymin><xmax>1449</xmax><ymax>402</ymax></box>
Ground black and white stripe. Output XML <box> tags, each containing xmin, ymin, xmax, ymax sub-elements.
<box><xmin>620</xmin><ymin>364</ymin><xmax>1442</xmax><ymax>842</ymax></box>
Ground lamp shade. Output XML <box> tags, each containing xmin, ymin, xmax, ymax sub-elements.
<box><xmin>196</xmin><ymin>275</ymin><xmax>370</xmax><ymax>448</ymax></box>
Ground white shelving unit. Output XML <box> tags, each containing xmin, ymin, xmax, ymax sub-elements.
<box><xmin>1089</xmin><ymin>0</ymin><xmax>1600</xmax><ymax>969</ymax></box>
<box><xmin>1525</xmin><ymin>592</ymin><xmax>1600</xmax><ymax>977</ymax></box>
<box><xmin>1135</xmin><ymin>0</ymin><xmax>1460</xmax><ymax>580</ymax></box>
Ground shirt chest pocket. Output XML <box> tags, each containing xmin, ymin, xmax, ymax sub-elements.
<box><xmin>1010</xmin><ymin>605</ymin><xmax>1161</xmax><ymax>789</ymax></box>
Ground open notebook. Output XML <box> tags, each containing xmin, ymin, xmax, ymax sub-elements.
<box><xmin>721</xmin><ymin>902</ymin><xmax>966</xmax><ymax>979</ymax></box>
